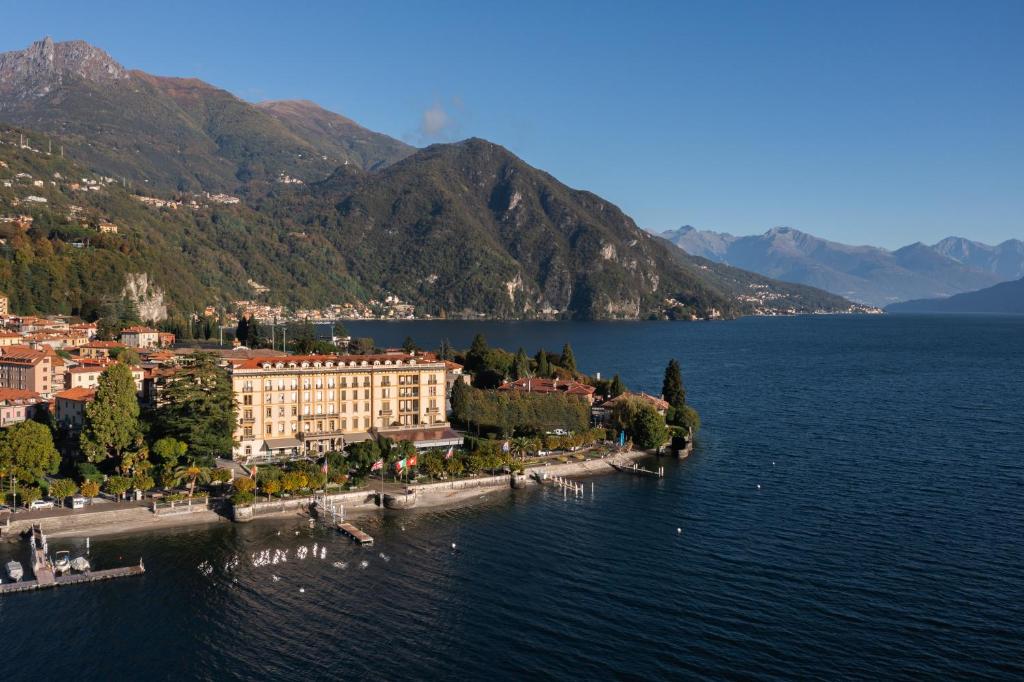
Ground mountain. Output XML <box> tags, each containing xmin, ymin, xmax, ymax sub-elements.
<box><xmin>931</xmin><ymin>237</ymin><xmax>1024</xmax><ymax>280</ymax></box>
<box><xmin>886</xmin><ymin>277</ymin><xmax>1024</xmax><ymax>314</ymax></box>
<box><xmin>0</xmin><ymin>37</ymin><xmax>866</xmax><ymax>321</ymax></box>
<box><xmin>660</xmin><ymin>225</ymin><xmax>1008</xmax><ymax>307</ymax></box>
<box><xmin>255</xmin><ymin>100</ymin><xmax>413</xmax><ymax>172</ymax></box>
<box><xmin>0</xmin><ymin>37</ymin><xmax>410</xmax><ymax>192</ymax></box>
<box><xmin>0</xmin><ymin>122</ymin><xmax>863</xmax><ymax>320</ymax></box>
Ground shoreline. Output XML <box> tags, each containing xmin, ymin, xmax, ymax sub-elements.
<box><xmin>3</xmin><ymin>449</ymin><xmax>661</xmax><ymax>541</ymax></box>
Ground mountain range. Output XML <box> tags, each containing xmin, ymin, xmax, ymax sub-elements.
<box><xmin>660</xmin><ymin>225</ymin><xmax>1023</xmax><ymax>307</ymax></box>
<box><xmin>0</xmin><ymin>37</ymin><xmax>866</xmax><ymax>321</ymax></box>
<box><xmin>886</xmin><ymin>277</ymin><xmax>1024</xmax><ymax>314</ymax></box>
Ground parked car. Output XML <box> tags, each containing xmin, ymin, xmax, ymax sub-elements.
<box><xmin>28</xmin><ymin>499</ymin><xmax>54</xmax><ymax>510</ymax></box>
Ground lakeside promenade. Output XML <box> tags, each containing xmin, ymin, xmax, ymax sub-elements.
<box><xmin>1</xmin><ymin>449</ymin><xmax>656</xmax><ymax>540</ymax></box>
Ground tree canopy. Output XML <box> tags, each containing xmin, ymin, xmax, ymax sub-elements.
<box><xmin>153</xmin><ymin>353</ymin><xmax>237</xmax><ymax>463</ymax></box>
<box><xmin>80</xmin><ymin>362</ymin><xmax>142</xmax><ymax>468</ymax></box>
<box><xmin>1</xmin><ymin>420</ymin><xmax>60</xmax><ymax>484</ymax></box>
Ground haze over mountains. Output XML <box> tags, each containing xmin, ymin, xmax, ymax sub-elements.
<box><xmin>886</xmin><ymin>277</ymin><xmax>1024</xmax><ymax>314</ymax></box>
<box><xmin>660</xmin><ymin>225</ymin><xmax>1024</xmax><ymax>307</ymax></box>
<box><xmin>0</xmin><ymin>37</ymin><xmax>865</xmax><ymax>321</ymax></box>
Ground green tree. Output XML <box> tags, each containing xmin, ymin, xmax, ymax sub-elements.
<box><xmin>662</xmin><ymin>359</ymin><xmax>686</xmax><ymax>409</ymax></box>
<box><xmin>560</xmin><ymin>343</ymin><xmax>577</xmax><ymax>374</ymax></box>
<box><xmin>445</xmin><ymin>454</ymin><xmax>465</xmax><ymax>477</ymax></box>
<box><xmin>104</xmin><ymin>475</ymin><xmax>133</xmax><ymax>500</ymax></box>
<box><xmin>2</xmin><ymin>420</ymin><xmax>61</xmax><ymax>485</ymax></box>
<box><xmin>80</xmin><ymin>363</ymin><xmax>142</xmax><ymax>469</ymax></box>
<box><xmin>288</xmin><ymin>321</ymin><xmax>317</xmax><ymax>354</ymax></box>
<box><xmin>349</xmin><ymin>337</ymin><xmax>376</xmax><ymax>355</ymax></box>
<box><xmin>610</xmin><ymin>374</ymin><xmax>626</xmax><ymax>398</ymax></box>
<box><xmin>247</xmin><ymin>318</ymin><xmax>265</xmax><ymax>348</ymax></box>
<box><xmin>438</xmin><ymin>338</ymin><xmax>454</xmax><ymax>361</ymax></box>
<box><xmin>235</xmin><ymin>315</ymin><xmax>249</xmax><ymax>345</ymax></box>
<box><xmin>80</xmin><ymin>479</ymin><xmax>100</xmax><ymax>498</ymax></box>
<box><xmin>332</xmin><ymin>321</ymin><xmax>348</xmax><ymax>340</ymax></box>
<box><xmin>19</xmin><ymin>486</ymin><xmax>42</xmax><ymax>507</ymax></box>
<box><xmin>535</xmin><ymin>349</ymin><xmax>550</xmax><ymax>378</ymax></box>
<box><xmin>630</xmin><ymin>403</ymin><xmax>670</xmax><ymax>450</ymax></box>
<box><xmin>110</xmin><ymin>346</ymin><xmax>141</xmax><ymax>366</ymax></box>
<box><xmin>466</xmin><ymin>333</ymin><xmax>489</xmax><ymax>373</ymax></box>
<box><xmin>132</xmin><ymin>472</ymin><xmax>156</xmax><ymax>492</ymax></box>
<box><xmin>152</xmin><ymin>437</ymin><xmax>188</xmax><ymax>485</ymax></box>
<box><xmin>154</xmin><ymin>353</ymin><xmax>237</xmax><ymax>462</ymax></box>
<box><xmin>512</xmin><ymin>348</ymin><xmax>530</xmax><ymax>380</ymax></box>
<box><xmin>173</xmin><ymin>460</ymin><xmax>210</xmax><ymax>498</ymax></box>
<box><xmin>48</xmin><ymin>478</ymin><xmax>78</xmax><ymax>501</ymax></box>
<box><xmin>402</xmin><ymin>336</ymin><xmax>418</xmax><ymax>353</ymax></box>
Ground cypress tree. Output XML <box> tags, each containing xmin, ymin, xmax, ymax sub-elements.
<box><xmin>512</xmin><ymin>347</ymin><xmax>530</xmax><ymax>379</ymax></box>
<box><xmin>662</xmin><ymin>359</ymin><xmax>686</xmax><ymax>409</ymax></box>
<box><xmin>610</xmin><ymin>373</ymin><xmax>625</xmax><ymax>398</ymax></box>
<box><xmin>536</xmin><ymin>349</ymin><xmax>550</xmax><ymax>377</ymax></box>
<box><xmin>560</xmin><ymin>343</ymin><xmax>577</xmax><ymax>374</ymax></box>
<box><xmin>235</xmin><ymin>315</ymin><xmax>249</xmax><ymax>345</ymax></box>
<box><xmin>466</xmin><ymin>333</ymin><xmax>489</xmax><ymax>373</ymax></box>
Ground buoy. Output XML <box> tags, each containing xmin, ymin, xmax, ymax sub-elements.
<box><xmin>757</xmin><ymin>484</ymin><xmax>761</xmax><ymax>490</ymax></box>
<box><xmin>677</xmin><ymin>527</ymin><xmax>682</xmax><ymax>534</ymax></box>
<box><xmin>451</xmin><ymin>542</ymin><xmax>457</xmax><ymax>549</ymax></box>
<box><xmin>299</xmin><ymin>587</ymin><xmax>305</xmax><ymax>593</ymax></box>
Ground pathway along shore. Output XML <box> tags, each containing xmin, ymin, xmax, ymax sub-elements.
<box><xmin>2</xmin><ymin>449</ymin><xmax>661</xmax><ymax>540</ymax></box>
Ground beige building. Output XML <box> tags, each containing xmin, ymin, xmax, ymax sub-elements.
<box><xmin>0</xmin><ymin>345</ymin><xmax>53</xmax><ymax>397</ymax></box>
<box><xmin>120</xmin><ymin>326</ymin><xmax>161</xmax><ymax>349</ymax></box>
<box><xmin>54</xmin><ymin>387</ymin><xmax>96</xmax><ymax>433</ymax></box>
<box><xmin>229</xmin><ymin>352</ymin><xmax>453</xmax><ymax>463</ymax></box>
<box><xmin>0</xmin><ymin>331</ymin><xmax>22</xmax><ymax>347</ymax></box>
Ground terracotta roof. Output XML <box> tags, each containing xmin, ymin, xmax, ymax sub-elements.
<box><xmin>232</xmin><ymin>352</ymin><xmax>443</xmax><ymax>370</ymax></box>
<box><xmin>601</xmin><ymin>391</ymin><xmax>670</xmax><ymax>411</ymax></box>
<box><xmin>83</xmin><ymin>340</ymin><xmax>124</xmax><ymax>348</ymax></box>
<box><xmin>55</xmin><ymin>387</ymin><xmax>96</xmax><ymax>401</ymax></box>
<box><xmin>0</xmin><ymin>388</ymin><xmax>44</xmax><ymax>403</ymax></box>
<box><xmin>498</xmin><ymin>377</ymin><xmax>596</xmax><ymax>396</ymax></box>
<box><xmin>121</xmin><ymin>326</ymin><xmax>158</xmax><ymax>333</ymax></box>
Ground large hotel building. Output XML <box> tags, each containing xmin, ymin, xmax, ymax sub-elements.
<box><xmin>228</xmin><ymin>352</ymin><xmax>460</xmax><ymax>463</ymax></box>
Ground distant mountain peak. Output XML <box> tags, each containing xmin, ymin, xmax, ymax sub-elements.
<box><xmin>0</xmin><ymin>37</ymin><xmax>128</xmax><ymax>99</ymax></box>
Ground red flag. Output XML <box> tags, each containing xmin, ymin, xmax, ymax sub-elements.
<box><xmin>409</xmin><ymin>454</ymin><xmax>417</xmax><ymax>467</ymax></box>
<box><xmin>394</xmin><ymin>458</ymin><xmax>407</xmax><ymax>472</ymax></box>
<box><xmin>250</xmin><ymin>465</ymin><xmax>258</xmax><ymax>479</ymax></box>
<box><xmin>321</xmin><ymin>460</ymin><xmax>329</xmax><ymax>474</ymax></box>
<box><xmin>444</xmin><ymin>446</ymin><xmax>453</xmax><ymax>460</ymax></box>
<box><xmin>371</xmin><ymin>458</ymin><xmax>383</xmax><ymax>472</ymax></box>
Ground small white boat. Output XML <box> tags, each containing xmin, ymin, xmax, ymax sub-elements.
<box><xmin>53</xmin><ymin>550</ymin><xmax>71</xmax><ymax>575</ymax></box>
<box><xmin>70</xmin><ymin>556</ymin><xmax>90</xmax><ymax>572</ymax></box>
<box><xmin>5</xmin><ymin>560</ymin><xmax>24</xmax><ymax>581</ymax></box>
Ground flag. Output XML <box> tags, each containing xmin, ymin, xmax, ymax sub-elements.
<box><xmin>444</xmin><ymin>446</ymin><xmax>454</xmax><ymax>460</ymax></box>
<box><xmin>502</xmin><ymin>440</ymin><xmax>510</xmax><ymax>453</ymax></box>
<box><xmin>371</xmin><ymin>458</ymin><xmax>383</xmax><ymax>472</ymax></box>
<box><xmin>394</xmin><ymin>458</ymin><xmax>407</xmax><ymax>472</ymax></box>
<box><xmin>408</xmin><ymin>454</ymin><xmax>417</xmax><ymax>467</ymax></box>
<box><xmin>250</xmin><ymin>465</ymin><xmax>258</xmax><ymax>479</ymax></box>
<box><xmin>321</xmin><ymin>460</ymin><xmax>329</xmax><ymax>474</ymax></box>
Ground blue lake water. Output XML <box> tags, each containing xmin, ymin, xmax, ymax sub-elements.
<box><xmin>2</xmin><ymin>315</ymin><xmax>1022</xmax><ymax>680</ymax></box>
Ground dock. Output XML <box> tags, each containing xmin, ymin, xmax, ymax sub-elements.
<box><xmin>336</xmin><ymin>521</ymin><xmax>374</xmax><ymax>546</ymax></box>
<box><xmin>0</xmin><ymin>562</ymin><xmax>145</xmax><ymax>595</ymax></box>
<box><xmin>1</xmin><ymin>523</ymin><xmax>145</xmax><ymax>596</ymax></box>
<box><xmin>610</xmin><ymin>461</ymin><xmax>664</xmax><ymax>477</ymax></box>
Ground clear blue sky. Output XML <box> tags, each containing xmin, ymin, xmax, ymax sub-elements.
<box><xmin>4</xmin><ymin>1</ymin><xmax>1022</xmax><ymax>248</ymax></box>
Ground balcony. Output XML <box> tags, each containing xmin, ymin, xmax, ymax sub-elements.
<box><xmin>240</xmin><ymin>417</ymin><xmax>256</xmax><ymax>424</ymax></box>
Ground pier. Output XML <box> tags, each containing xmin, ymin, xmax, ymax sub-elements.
<box><xmin>0</xmin><ymin>523</ymin><xmax>145</xmax><ymax>596</ymax></box>
<box><xmin>336</xmin><ymin>521</ymin><xmax>374</xmax><ymax>546</ymax></box>
<box><xmin>0</xmin><ymin>562</ymin><xmax>146</xmax><ymax>595</ymax></box>
<box><xmin>551</xmin><ymin>475</ymin><xmax>584</xmax><ymax>498</ymax></box>
<box><xmin>610</xmin><ymin>461</ymin><xmax>665</xmax><ymax>477</ymax></box>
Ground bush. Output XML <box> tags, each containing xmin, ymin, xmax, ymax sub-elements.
<box><xmin>209</xmin><ymin>468</ymin><xmax>232</xmax><ymax>484</ymax></box>
<box><xmin>231</xmin><ymin>490</ymin><xmax>255</xmax><ymax>506</ymax></box>
<box><xmin>48</xmin><ymin>478</ymin><xmax>78</xmax><ymax>501</ymax></box>
<box><xmin>232</xmin><ymin>477</ymin><xmax>256</xmax><ymax>494</ymax></box>
<box><xmin>77</xmin><ymin>461</ymin><xmax>104</xmax><ymax>484</ymax></box>
<box><xmin>80</xmin><ymin>480</ymin><xmax>100</xmax><ymax>498</ymax></box>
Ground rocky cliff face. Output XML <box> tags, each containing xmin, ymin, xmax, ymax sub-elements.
<box><xmin>122</xmin><ymin>273</ymin><xmax>167</xmax><ymax>322</ymax></box>
<box><xmin>0</xmin><ymin>37</ymin><xmax>128</xmax><ymax>102</ymax></box>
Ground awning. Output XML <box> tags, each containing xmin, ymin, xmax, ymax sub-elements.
<box><xmin>343</xmin><ymin>431</ymin><xmax>374</xmax><ymax>444</ymax></box>
<box><xmin>263</xmin><ymin>437</ymin><xmax>301</xmax><ymax>451</ymax></box>
<box><xmin>377</xmin><ymin>427</ymin><xmax>464</xmax><ymax>449</ymax></box>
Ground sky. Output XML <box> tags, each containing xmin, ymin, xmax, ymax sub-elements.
<box><xmin>3</xmin><ymin>1</ymin><xmax>1022</xmax><ymax>248</ymax></box>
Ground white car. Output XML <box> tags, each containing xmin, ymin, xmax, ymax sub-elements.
<box><xmin>28</xmin><ymin>499</ymin><xmax>54</xmax><ymax>510</ymax></box>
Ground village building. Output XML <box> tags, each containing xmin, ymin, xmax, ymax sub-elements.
<box><xmin>497</xmin><ymin>376</ymin><xmax>597</xmax><ymax>405</ymax></box>
<box><xmin>0</xmin><ymin>388</ymin><xmax>48</xmax><ymax>427</ymax></box>
<box><xmin>79</xmin><ymin>340</ymin><xmax>125</xmax><ymax>359</ymax></box>
<box><xmin>54</xmin><ymin>387</ymin><xmax>96</xmax><ymax>434</ymax></box>
<box><xmin>119</xmin><ymin>325</ymin><xmax>163</xmax><ymax>348</ymax></box>
<box><xmin>592</xmin><ymin>391</ymin><xmax>671</xmax><ymax>424</ymax></box>
<box><xmin>228</xmin><ymin>352</ymin><xmax>459</xmax><ymax>463</ymax></box>
<box><xmin>0</xmin><ymin>330</ymin><xmax>22</xmax><ymax>347</ymax></box>
<box><xmin>0</xmin><ymin>345</ymin><xmax>53</xmax><ymax>397</ymax></box>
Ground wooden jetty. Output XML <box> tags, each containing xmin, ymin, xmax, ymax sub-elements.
<box><xmin>0</xmin><ymin>562</ymin><xmax>145</xmax><ymax>595</ymax></box>
<box><xmin>610</xmin><ymin>461</ymin><xmax>664</xmax><ymax>477</ymax></box>
<box><xmin>336</xmin><ymin>521</ymin><xmax>374</xmax><ymax>546</ymax></box>
<box><xmin>0</xmin><ymin>523</ymin><xmax>145</xmax><ymax>596</ymax></box>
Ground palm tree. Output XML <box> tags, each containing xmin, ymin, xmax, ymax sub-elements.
<box><xmin>510</xmin><ymin>436</ymin><xmax>531</xmax><ymax>465</ymax></box>
<box><xmin>173</xmin><ymin>460</ymin><xmax>211</xmax><ymax>499</ymax></box>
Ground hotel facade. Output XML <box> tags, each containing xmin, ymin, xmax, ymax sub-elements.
<box><xmin>228</xmin><ymin>352</ymin><xmax>455</xmax><ymax>463</ymax></box>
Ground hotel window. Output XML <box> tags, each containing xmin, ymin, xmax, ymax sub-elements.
<box><xmin>316</xmin><ymin>391</ymin><xmax>322</xmax><ymax>401</ymax></box>
<box><xmin>328</xmin><ymin>404</ymin><xmax>336</xmax><ymax>414</ymax></box>
<box><xmin>244</xmin><ymin>427</ymin><xmax>253</xmax><ymax>437</ymax></box>
<box><xmin>291</xmin><ymin>406</ymin><xmax>297</xmax><ymax>416</ymax></box>
<box><xmin>303</xmin><ymin>406</ymin><xmax>310</xmax><ymax>416</ymax></box>
<box><xmin>291</xmin><ymin>422</ymin><xmax>297</xmax><ymax>432</ymax></box>
<box><xmin>316</xmin><ymin>421</ymin><xmax>323</xmax><ymax>431</ymax></box>
<box><xmin>315</xmin><ymin>379</ymin><xmax>323</xmax><ymax>389</ymax></box>
<box><xmin>279</xmin><ymin>423</ymin><xmax>285</xmax><ymax>434</ymax></box>
<box><xmin>328</xmin><ymin>390</ymin><xmax>334</xmax><ymax>401</ymax></box>
<box><xmin>264</xmin><ymin>380</ymin><xmax>272</xmax><ymax>390</ymax></box>
<box><xmin>291</xmin><ymin>392</ymin><xmax>297</xmax><ymax>402</ymax></box>
<box><xmin>316</xmin><ymin>406</ymin><xmax>323</xmax><ymax>415</ymax></box>
<box><xmin>290</xmin><ymin>379</ymin><xmax>298</xmax><ymax>390</ymax></box>
<box><xmin>278</xmin><ymin>407</ymin><xmax>285</xmax><ymax>417</ymax></box>
<box><xmin>303</xmin><ymin>379</ymin><xmax>311</xmax><ymax>389</ymax></box>
<box><xmin>363</xmin><ymin>417</ymin><xmax>370</xmax><ymax>429</ymax></box>
<box><xmin>329</xmin><ymin>420</ymin><xmax>335</xmax><ymax>431</ymax></box>
<box><xmin>328</xmin><ymin>378</ymin><xmax>335</xmax><ymax>388</ymax></box>
<box><xmin>382</xmin><ymin>388</ymin><xmax>390</xmax><ymax>398</ymax></box>
<box><xmin>364</xmin><ymin>402</ymin><xmax>370</xmax><ymax>412</ymax></box>
<box><xmin>265</xmin><ymin>425</ymin><xmax>272</xmax><ymax>435</ymax></box>
<box><xmin>265</xmin><ymin>408</ymin><xmax>272</xmax><ymax>418</ymax></box>
<box><xmin>266</xmin><ymin>394</ymin><xmax>273</xmax><ymax>404</ymax></box>
<box><xmin>243</xmin><ymin>395</ymin><xmax>252</xmax><ymax>405</ymax></box>
<box><xmin>364</xmin><ymin>389</ymin><xmax>370</xmax><ymax>399</ymax></box>
<box><xmin>340</xmin><ymin>378</ymin><xmax>347</xmax><ymax>388</ymax></box>
<box><xmin>341</xmin><ymin>390</ymin><xmax>346</xmax><ymax>400</ymax></box>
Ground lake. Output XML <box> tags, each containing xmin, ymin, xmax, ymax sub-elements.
<box><xmin>3</xmin><ymin>315</ymin><xmax>1022</xmax><ymax>680</ymax></box>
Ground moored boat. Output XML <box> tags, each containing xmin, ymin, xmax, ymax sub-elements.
<box><xmin>5</xmin><ymin>560</ymin><xmax>24</xmax><ymax>581</ymax></box>
<box><xmin>70</xmin><ymin>556</ymin><xmax>90</xmax><ymax>572</ymax></box>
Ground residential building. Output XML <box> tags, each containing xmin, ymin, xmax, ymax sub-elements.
<box><xmin>120</xmin><ymin>326</ymin><xmax>162</xmax><ymax>348</ymax></box>
<box><xmin>79</xmin><ymin>340</ymin><xmax>125</xmax><ymax>359</ymax></box>
<box><xmin>228</xmin><ymin>352</ymin><xmax>456</xmax><ymax>463</ymax></box>
<box><xmin>0</xmin><ymin>345</ymin><xmax>53</xmax><ymax>397</ymax></box>
<box><xmin>66</xmin><ymin>362</ymin><xmax>144</xmax><ymax>392</ymax></box>
<box><xmin>0</xmin><ymin>388</ymin><xmax>48</xmax><ymax>427</ymax></box>
<box><xmin>592</xmin><ymin>391</ymin><xmax>671</xmax><ymax>424</ymax></box>
<box><xmin>0</xmin><ymin>331</ymin><xmax>22</xmax><ymax>347</ymax></box>
<box><xmin>54</xmin><ymin>387</ymin><xmax>96</xmax><ymax>433</ymax></box>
